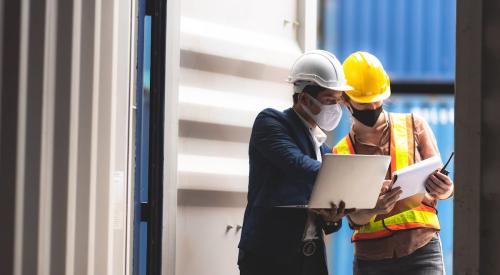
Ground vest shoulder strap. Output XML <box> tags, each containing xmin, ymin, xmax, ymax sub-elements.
<box><xmin>389</xmin><ymin>113</ymin><xmax>416</xmax><ymax>174</ymax></box>
<box><xmin>332</xmin><ymin>135</ymin><xmax>355</xmax><ymax>154</ymax></box>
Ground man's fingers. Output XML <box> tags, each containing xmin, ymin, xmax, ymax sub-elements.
<box><xmin>380</xmin><ymin>196</ymin><xmax>399</xmax><ymax>212</ymax></box>
<box><xmin>434</xmin><ymin>171</ymin><xmax>452</xmax><ymax>185</ymax></box>
<box><xmin>329</xmin><ymin>201</ymin><xmax>339</xmax><ymax>212</ymax></box>
<box><xmin>379</xmin><ymin>186</ymin><xmax>401</xmax><ymax>198</ymax></box>
<box><xmin>337</xmin><ymin>201</ymin><xmax>346</xmax><ymax>214</ymax></box>
<box><xmin>426</xmin><ymin>183</ymin><xmax>437</xmax><ymax>193</ymax></box>
<box><xmin>430</xmin><ymin>174</ymin><xmax>450</xmax><ymax>190</ymax></box>
<box><xmin>389</xmin><ymin>199</ymin><xmax>398</xmax><ymax>206</ymax></box>
<box><xmin>427</xmin><ymin>176</ymin><xmax>448</xmax><ymax>193</ymax></box>
<box><xmin>385</xmin><ymin>194</ymin><xmax>401</xmax><ymax>207</ymax></box>
<box><xmin>384</xmin><ymin>198</ymin><xmax>398</xmax><ymax>209</ymax></box>
<box><xmin>429</xmin><ymin>174</ymin><xmax>446</xmax><ymax>187</ymax></box>
<box><xmin>382</xmin><ymin>179</ymin><xmax>392</xmax><ymax>186</ymax></box>
<box><xmin>376</xmin><ymin>189</ymin><xmax>401</xmax><ymax>213</ymax></box>
<box><xmin>380</xmin><ymin>180</ymin><xmax>392</xmax><ymax>193</ymax></box>
<box><xmin>427</xmin><ymin>176</ymin><xmax>444</xmax><ymax>190</ymax></box>
<box><xmin>425</xmin><ymin>184</ymin><xmax>440</xmax><ymax>197</ymax></box>
<box><xmin>384</xmin><ymin>188</ymin><xmax>402</xmax><ymax>201</ymax></box>
<box><xmin>426</xmin><ymin>178</ymin><xmax>442</xmax><ymax>192</ymax></box>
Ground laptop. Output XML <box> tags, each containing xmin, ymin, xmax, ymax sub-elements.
<box><xmin>278</xmin><ymin>154</ymin><xmax>391</xmax><ymax>209</ymax></box>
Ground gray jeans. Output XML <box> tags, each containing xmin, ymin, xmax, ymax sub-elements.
<box><xmin>354</xmin><ymin>235</ymin><xmax>445</xmax><ymax>275</ymax></box>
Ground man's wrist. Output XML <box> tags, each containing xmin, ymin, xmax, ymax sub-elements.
<box><xmin>439</xmin><ymin>190</ymin><xmax>454</xmax><ymax>200</ymax></box>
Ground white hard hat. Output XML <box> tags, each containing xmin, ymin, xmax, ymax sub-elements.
<box><xmin>288</xmin><ymin>50</ymin><xmax>353</xmax><ymax>93</ymax></box>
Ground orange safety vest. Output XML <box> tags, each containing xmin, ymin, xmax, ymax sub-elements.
<box><xmin>332</xmin><ymin>113</ymin><xmax>440</xmax><ymax>241</ymax></box>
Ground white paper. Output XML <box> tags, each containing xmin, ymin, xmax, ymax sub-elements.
<box><xmin>392</xmin><ymin>156</ymin><xmax>443</xmax><ymax>200</ymax></box>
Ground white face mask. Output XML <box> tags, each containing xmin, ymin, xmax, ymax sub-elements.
<box><xmin>302</xmin><ymin>93</ymin><xmax>342</xmax><ymax>131</ymax></box>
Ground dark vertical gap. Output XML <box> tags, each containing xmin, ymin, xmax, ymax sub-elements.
<box><xmin>454</xmin><ymin>0</ymin><xmax>483</xmax><ymax>273</ymax></box>
<box><xmin>0</xmin><ymin>0</ymin><xmax>21</xmax><ymax>274</ymax></box>
<box><xmin>480</xmin><ymin>0</ymin><xmax>500</xmax><ymax>273</ymax></box>
<box><xmin>50</xmin><ymin>0</ymin><xmax>73</xmax><ymax>273</ymax></box>
<box><xmin>22</xmin><ymin>0</ymin><xmax>47</xmax><ymax>274</ymax></box>
<box><xmin>147</xmin><ymin>0</ymin><xmax>166</xmax><ymax>274</ymax></box>
<box><xmin>0</xmin><ymin>0</ymin><xmax>4</xmax><ymax>96</ymax></box>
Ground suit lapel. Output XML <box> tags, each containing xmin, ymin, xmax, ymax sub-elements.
<box><xmin>284</xmin><ymin>108</ymin><xmax>316</xmax><ymax>159</ymax></box>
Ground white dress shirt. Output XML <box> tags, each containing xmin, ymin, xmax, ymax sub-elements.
<box><xmin>294</xmin><ymin>110</ymin><xmax>327</xmax><ymax>241</ymax></box>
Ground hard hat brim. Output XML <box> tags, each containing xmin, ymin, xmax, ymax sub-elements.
<box><xmin>288</xmin><ymin>75</ymin><xmax>354</xmax><ymax>92</ymax></box>
<box><xmin>324</xmin><ymin>84</ymin><xmax>354</xmax><ymax>92</ymax></box>
<box><xmin>289</xmin><ymin>78</ymin><xmax>354</xmax><ymax>93</ymax></box>
<box><xmin>345</xmin><ymin>86</ymin><xmax>391</xmax><ymax>103</ymax></box>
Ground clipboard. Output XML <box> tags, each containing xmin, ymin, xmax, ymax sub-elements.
<box><xmin>390</xmin><ymin>156</ymin><xmax>442</xmax><ymax>201</ymax></box>
<box><xmin>374</xmin><ymin>155</ymin><xmax>444</xmax><ymax>221</ymax></box>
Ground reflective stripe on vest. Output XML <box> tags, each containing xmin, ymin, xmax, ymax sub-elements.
<box><xmin>389</xmin><ymin>113</ymin><xmax>415</xmax><ymax>174</ymax></box>
<box><xmin>332</xmin><ymin>112</ymin><xmax>440</xmax><ymax>241</ymax></box>
<box><xmin>353</xmin><ymin>204</ymin><xmax>440</xmax><ymax>241</ymax></box>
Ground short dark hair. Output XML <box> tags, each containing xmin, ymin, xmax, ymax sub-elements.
<box><xmin>293</xmin><ymin>85</ymin><xmax>324</xmax><ymax>104</ymax></box>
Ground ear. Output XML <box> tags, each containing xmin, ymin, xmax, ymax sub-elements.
<box><xmin>298</xmin><ymin>93</ymin><xmax>309</xmax><ymax>106</ymax></box>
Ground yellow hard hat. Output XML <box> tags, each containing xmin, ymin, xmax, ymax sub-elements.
<box><xmin>343</xmin><ymin>51</ymin><xmax>391</xmax><ymax>103</ymax></box>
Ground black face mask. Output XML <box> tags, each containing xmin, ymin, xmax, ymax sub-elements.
<box><xmin>350</xmin><ymin>105</ymin><xmax>383</xmax><ymax>127</ymax></box>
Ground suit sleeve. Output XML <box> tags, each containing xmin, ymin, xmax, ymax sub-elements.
<box><xmin>320</xmin><ymin>143</ymin><xmax>332</xmax><ymax>156</ymax></box>
<box><xmin>251</xmin><ymin>110</ymin><xmax>321</xmax><ymax>181</ymax></box>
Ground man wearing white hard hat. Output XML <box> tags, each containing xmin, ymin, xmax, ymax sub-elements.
<box><xmin>238</xmin><ymin>50</ymin><xmax>353</xmax><ymax>275</ymax></box>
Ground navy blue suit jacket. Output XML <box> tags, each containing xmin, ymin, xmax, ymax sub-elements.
<box><xmin>239</xmin><ymin>108</ymin><xmax>341</xmax><ymax>263</ymax></box>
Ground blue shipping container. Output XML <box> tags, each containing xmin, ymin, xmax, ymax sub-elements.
<box><xmin>322</xmin><ymin>0</ymin><xmax>456</xmax><ymax>82</ymax></box>
<box><xmin>327</xmin><ymin>95</ymin><xmax>454</xmax><ymax>274</ymax></box>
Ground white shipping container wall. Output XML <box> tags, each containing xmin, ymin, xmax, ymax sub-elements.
<box><xmin>171</xmin><ymin>1</ymin><xmax>319</xmax><ymax>274</ymax></box>
<box><xmin>0</xmin><ymin>0</ymin><xmax>137</xmax><ymax>274</ymax></box>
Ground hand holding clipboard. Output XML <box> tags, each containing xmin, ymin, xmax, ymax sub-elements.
<box><xmin>375</xmin><ymin>153</ymin><xmax>454</xmax><ymax>221</ymax></box>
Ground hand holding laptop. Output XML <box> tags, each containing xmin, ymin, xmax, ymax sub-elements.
<box><xmin>311</xmin><ymin>201</ymin><xmax>356</xmax><ymax>224</ymax></box>
<box><xmin>348</xmin><ymin>181</ymin><xmax>402</xmax><ymax>226</ymax></box>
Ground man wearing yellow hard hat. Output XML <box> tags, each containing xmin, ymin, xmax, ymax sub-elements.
<box><xmin>332</xmin><ymin>51</ymin><xmax>454</xmax><ymax>275</ymax></box>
